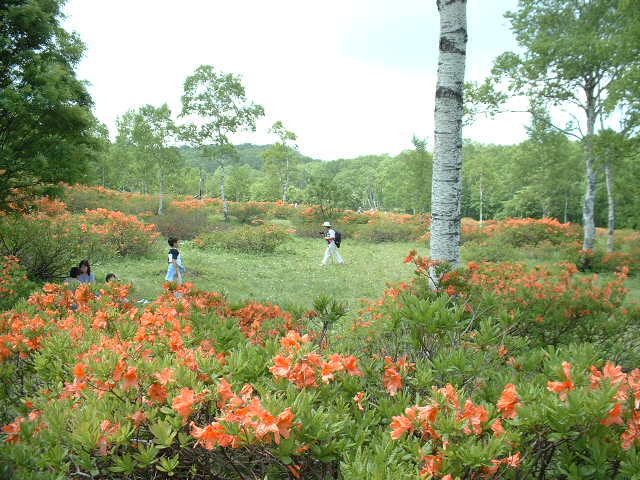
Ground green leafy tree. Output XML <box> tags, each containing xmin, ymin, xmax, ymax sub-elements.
<box><xmin>473</xmin><ymin>0</ymin><xmax>640</xmax><ymax>251</ymax></box>
<box><xmin>117</xmin><ymin>104</ymin><xmax>181</xmax><ymax>214</ymax></box>
<box><xmin>262</xmin><ymin>121</ymin><xmax>298</xmax><ymax>202</ymax></box>
<box><xmin>0</xmin><ymin>0</ymin><xmax>101</xmax><ymax>210</ymax></box>
<box><xmin>180</xmin><ymin>65</ymin><xmax>264</xmax><ymax>220</ymax></box>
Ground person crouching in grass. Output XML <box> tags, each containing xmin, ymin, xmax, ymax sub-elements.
<box><xmin>165</xmin><ymin>237</ymin><xmax>185</xmax><ymax>284</ymax></box>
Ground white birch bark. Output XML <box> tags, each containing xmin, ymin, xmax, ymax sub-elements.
<box><xmin>430</xmin><ymin>0</ymin><xmax>467</xmax><ymax>274</ymax></box>
<box><xmin>220</xmin><ymin>160</ymin><xmax>228</xmax><ymax>221</ymax></box>
<box><xmin>157</xmin><ymin>165</ymin><xmax>164</xmax><ymax>216</ymax></box>
<box><xmin>604</xmin><ymin>159</ymin><xmax>615</xmax><ymax>253</ymax></box>
<box><xmin>582</xmin><ymin>98</ymin><xmax>597</xmax><ymax>252</ymax></box>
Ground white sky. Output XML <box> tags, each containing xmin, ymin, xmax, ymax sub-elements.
<box><xmin>63</xmin><ymin>0</ymin><xmax>527</xmax><ymax>160</ymax></box>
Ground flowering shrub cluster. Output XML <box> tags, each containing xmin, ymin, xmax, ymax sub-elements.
<box><xmin>1</xmin><ymin>247</ymin><xmax>639</xmax><ymax>478</ymax></box>
<box><xmin>62</xmin><ymin>184</ymin><xmax>159</xmax><ymax>215</ymax></box>
<box><xmin>0</xmin><ymin>257</ymin><xmax>36</xmax><ymax>309</ymax></box>
<box><xmin>78</xmin><ymin>208</ymin><xmax>160</xmax><ymax>257</ymax></box>
<box><xmin>194</xmin><ymin>224</ymin><xmax>292</xmax><ymax>254</ymax></box>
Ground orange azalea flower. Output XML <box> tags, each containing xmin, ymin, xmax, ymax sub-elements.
<box><xmin>73</xmin><ymin>362</ymin><xmax>89</xmax><ymax>381</ymax></box>
<box><xmin>403</xmin><ymin>250</ymin><xmax>417</xmax><ymax>264</ymax></box>
<box><xmin>354</xmin><ymin>392</ymin><xmax>365</xmax><ymax>411</ymax></box>
<box><xmin>190</xmin><ymin>421</ymin><xmax>234</xmax><ymax>449</ymax></box>
<box><xmin>497</xmin><ymin>383</ymin><xmax>521</xmax><ymax>419</ymax></box>
<box><xmin>342</xmin><ymin>355</ymin><xmax>364</xmax><ymax>376</ymax></box>
<box><xmin>390</xmin><ymin>413</ymin><xmax>414</xmax><ymax>440</ymax></box>
<box><xmin>419</xmin><ymin>455</ymin><xmax>442</xmax><ymax>477</ymax></box>
<box><xmin>92</xmin><ymin>311</ymin><xmax>108</xmax><ymax>329</ymax></box>
<box><xmin>2</xmin><ymin>417</ymin><xmax>25</xmax><ymax>444</ymax></box>
<box><xmin>621</xmin><ymin>411</ymin><xmax>640</xmax><ymax>450</ymax></box>
<box><xmin>172</xmin><ymin>388</ymin><xmax>198</xmax><ymax>422</ymax></box>
<box><xmin>129</xmin><ymin>410</ymin><xmax>147</xmax><ymax>427</ymax></box>
<box><xmin>269</xmin><ymin>354</ymin><xmax>292</xmax><ymax>379</ymax></box>
<box><xmin>590</xmin><ymin>361</ymin><xmax>627</xmax><ymax>389</ymax></box>
<box><xmin>547</xmin><ymin>362</ymin><xmax>575</xmax><ymax>400</ymax></box>
<box><xmin>148</xmin><ymin>383</ymin><xmax>168</xmax><ymax>404</ymax></box>
<box><xmin>122</xmin><ymin>367</ymin><xmax>138</xmax><ymax>391</ymax></box>
<box><xmin>458</xmin><ymin>399</ymin><xmax>489</xmax><ymax>435</ymax></box>
<box><xmin>491</xmin><ymin>419</ymin><xmax>506</xmax><ymax>437</ymax></box>
<box><xmin>281</xmin><ymin>330</ymin><xmax>310</xmax><ymax>351</ymax></box>
<box><xmin>384</xmin><ymin>365</ymin><xmax>403</xmax><ymax>396</ymax></box>
<box><xmin>497</xmin><ymin>344</ymin><xmax>508</xmax><ymax>357</ymax></box>
<box><xmin>435</xmin><ymin>384</ymin><xmax>459</xmax><ymax>409</ymax></box>
<box><xmin>154</xmin><ymin>368</ymin><xmax>175</xmax><ymax>385</ymax></box>
<box><xmin>601</xmin><ymin>403</ymin><xmax>625</xmax><ymax>427</ymax></box>
<box><xmin>383</xmin><ymin>357</ymin><xmax>404</xmax><ymax>396</ymax></box>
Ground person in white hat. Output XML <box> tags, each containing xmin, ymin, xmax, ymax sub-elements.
<box><xmin>320</xmin><ymin>221</ymin><xmax>344</xmax><ymax>266</ymax></box>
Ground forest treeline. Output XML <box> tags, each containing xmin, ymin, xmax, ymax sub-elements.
<box><xmin>86</xmin><ymin>130</ymin><xmax>640</xmax><ymax>230</ymax></box>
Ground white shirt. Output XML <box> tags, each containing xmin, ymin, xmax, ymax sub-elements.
<box><xmin>324</xmin><ymin>229</ymin><xmax>336</xmax><ymax>243</ymax></box>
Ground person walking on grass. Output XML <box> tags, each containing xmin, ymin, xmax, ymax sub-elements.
<box><xmin>320</xmin><ymin>221</ymin><xmax>344</xmax><ymax>266</ymax></box>
<box><xmin>165</xmin><ymin>237</ymin><xmax>185</xmax><ymax>284</ymax></box>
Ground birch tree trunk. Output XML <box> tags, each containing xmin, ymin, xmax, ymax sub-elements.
<box><xmin>430</xmin><ymin>0</ymin><xmax>467</xmax><ymax>275</ymax></box>
<box><xmin>479</xmin><ymin>177</ymin><xmax>483</xmax><ymax>225</ymax></box>
<box><xmin>283</xmin><ymin>156</ymin><xmax>289</xmax><ymax>203</ymax></box>
<box><xmin>604</xmin><ymin>159</ymin><xmax>615</xmax><ymax>253</ymax></box>
<box><xmin>582</xmin><ymin>91</ymin><xmax>597</xmax><ymax>252</ymax></box>
<box><xmin>220</xmin><ymin>160</ymin><xmax>228</xmax><ymax>221</ymax></box>
<box><xmin>157</xmin><ymin>166</ymin><xmax>164</xmax><ymax>216</ymax></box>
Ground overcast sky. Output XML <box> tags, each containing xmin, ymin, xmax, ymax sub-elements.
<box><xmin>63</xmin><ymin>0</ymin><xmax>525</xmax><ymax>160</ymax></box>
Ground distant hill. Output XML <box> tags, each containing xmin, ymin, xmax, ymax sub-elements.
<box><xmin>179</xmin><ymin>143</ymin><xmax>319</xmax><ymax>172</ymax></box>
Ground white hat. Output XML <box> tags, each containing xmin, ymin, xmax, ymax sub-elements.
<box><xmin>322</xmin><ymin>221</ymin><xmax>331</xmax><ymax>227</ymax></box>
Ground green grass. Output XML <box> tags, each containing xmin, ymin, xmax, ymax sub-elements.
<box><xmin>98</xmin><ymin>238</ymin><xmax>421</xmax><ymax>309</ymax></box>
<box><xmin>96</xmin><ymin>234</ymin><xmax>640</xmax><ymax>311</ymax></box>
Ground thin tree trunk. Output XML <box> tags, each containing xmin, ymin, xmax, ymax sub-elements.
<box><xmin>582</xmin><ymin>91</ymin><xmax>597</xmax><ymax>251</ymax></box>
<box><xmin>604</xmin><ymin>159</ymin><xmax>615</xmax><ymax>253</ymax></box>
<box><xmin>221</xmin><ymin>160</ymin><xmax>228</xmax><ymax>221</ymax></box>
<box><xmin>199</xmin><ymin>167</ymin><xmax>204</xmax><ymax>199</ymax></box>
<box><xmin>283</xmin><ymin>157</ymin><xmax>289</xmax><ymax>202</ymax></box>
<box><xmin>158</xmin><ymin>168</ymin><xmax>164</xmax><ymax>216</ymax></box>
<box><xmin>479</xmin><ymin>178</ymin><xmax>483</xmax><ymax>225</ymax></box>
<box><xmin>563</xmin><ymin>195</ymin><xmax>568</xmax><ymax>223</ymax></box>
<box><xmin>430</xmin><ymin>0</ymin><xmax>467</xmax><ymax>276</ymax></box>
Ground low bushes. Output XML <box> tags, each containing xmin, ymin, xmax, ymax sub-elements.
<box><xmin>353</xmin><ymin>218</ymin><xmax>419</xmax><ymax>243</ymax></box>
<box><xmin>0</xmin><ymin>255</ymin><xmax>639</xmax><ymax>479</ymax></box>
<box><xmin>79</xmin><ymin>208</ymin><xmax>160</xmax><ymax>257</ymax></box>
<box><xmin>0</xmin><ymin>214</ymin><xmax>116</xmax><ymax>281</ymax></box>
<box><xmin>0</xmin><ymin>257</ymin><xmax>37</xmax><ymax>309</ymax></box>
<box><xmin>194</xmin><ymin>224</ymin><xmax>292</xmax><ymax>254</ymax></box>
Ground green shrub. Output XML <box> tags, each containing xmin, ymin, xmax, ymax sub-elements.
<box><xmin>0</xmin><ymin>256</ymin><xmax>37</xmax><ymax>309</ymax></box>
<box><xmin>461</xmin><ymin>239</ymin><xmax>519</xmax><ymax>263</ymax></box>
<box><xmin>229</xmin><ymin>202</ymin><xmax>270</xmax><ymax>224</ymax></box>
<box><xmin>354</xmin><ymin>219</ymin><xmax>418</xmax><ymax>243</ymax></box>
<box><xmin>194</xmin><ymin>224</ymin><xmax>292</xmax><ymax>254</ymax></box>
<box><xmin>0</xmin><ymin>214</ymin><xmax>116</xmax><ymax>281</ymax></box>
<box><xmin>152</xmin><ymin>207</ymin><xmax>213</xmax><ymax>240</ymax></box>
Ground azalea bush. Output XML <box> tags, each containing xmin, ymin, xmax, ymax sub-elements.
<box><xmin>63</xmin><ymin>184</ymin><xmax>160</xmax><ymax>215</ymax></box>
<box><xmin>228</xmin><ymin>202</ymin><xmax>271</xmax><ymax>224</ymax></box>
<box><xmin>152</xmin><ymin>207</ymin><xmax>214</xmax><ymax>240</ymax></box>
<box><xmin>1</xmin><ymin>260</ymin><xmax>640</xmax><ymax>479</ymax></box>
<box><xmin>194</xmin><ymin>224</ymin><xmax>292</xmax><ymax>254</ymax></box>
<box><xmin>79</xmin><ymin>208</ymin><xmax>160</xmax><ymax>257</ymax></box>
<box><xmin>0</xmin><ymin>214</ymin><xmax>116</xmax><ymax>281</ymax></box>
<box><xmin>0</xmin><ymin>257</ymin><xmax>37</xmax><ymax>310</ymax></box>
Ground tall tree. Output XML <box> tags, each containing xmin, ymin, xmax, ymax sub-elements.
<box><xmin>475</xmin><ymin>0</ymin><xmax>640</xmax><ymax>251</ymax></box>
<box><xmin>262</xmin><ymin>121</ymin><xmax>298</xmax><ymax>202</ymax></box>
<box><xmin>430</xmin><ymin>0</ymin><xmax>467</xmax><ymax>274</ymax></box>
<box><xmin>117</xmin><ymin>104</ymin><xmax>180</xmax><ymax>214</ymax></box>
<box><xmin>180</xmin><ymin>65</ymin><xmax>264</xmax><ymax>220</ymax></box>
<box><xmin>0</xmin><ymin>0</ymin><xmax>100</xmax><ymax>210</ymax></box>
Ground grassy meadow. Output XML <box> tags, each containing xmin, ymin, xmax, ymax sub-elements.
<box><xmin>96</xmin><ymin>230</ymin><xmax>640</xmax><ymax>309</ymax></box>
<box><xmin>99</xmin><ymin>237</ymin><xmax>420</xmax><ymax>309</ymax></box>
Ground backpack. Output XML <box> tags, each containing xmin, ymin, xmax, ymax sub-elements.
<box><xmin>334</xmin><ymin>230</ymin><xmax>342</xmax><ymax>248</ymax></box>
